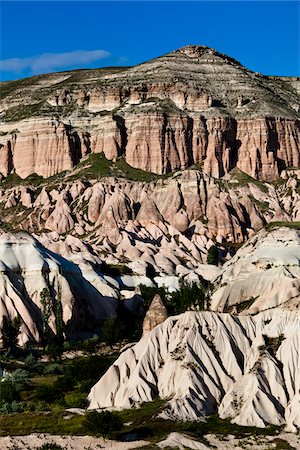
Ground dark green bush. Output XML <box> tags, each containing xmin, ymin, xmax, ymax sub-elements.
<box><xmin>139</xmin><ymin>285</ymin><xmax>168</xmax><ymax>309</ymax></box>
<box><xmin>1</xmin><ymin>315</ymin><xmax>21</xmax><ymax>351</ymax></box>
<box><xmin>37</xmin><ymin>444</ymin><xmax>64</xmax><ymax>450</ymax></box>
<box><xmin>0</xmin><ymin>400</ymin><xmax>24</xmax><ymax>415</ymax></box>
<box><xmin>45</xmin><ymin>344</ymin><xmax>63</xmax><ymax>361</ymax></box>
<box><xmin>6</xmin><ymin>369</ymin><xmax>29</xmax><ymax>391</ymax></box>
<box><xmin>0</xmin><ymin>380</ymin><xmax>18</xmax><ymax>405</ymax></box>
<box><xmin>43</xmin><ymin>363</ymin><xmax>63</xmax><ymax>375</ymax></box>
<box><xmin>24</xmin><ymin>353</ymin><xmax>44</xmax><ymax>375</ymax></box>
<box><xmin>83</xmin><ymin>410</ymin><xmax>123</xmax><ymax>437</ymax></box>
<box><xmin>207</xmin><ymin>245</ymin><xmax>219</xmax><ymax>265</ymax></box>
<box><xmin>102</xmin><ymin>318</ymin><xmax>125</xmax><ymax>347</ymax></box>
<box><xmin>64</xmin><ymin>391</ymin><xmax>86</xmax><ymax>408</ymax></box>
<box><xmin>140</xmin><ymin>280</ymin><xmax>210</xmax><ymax>317</ymax></box>
<box><xmin>167</xmin><ymin>279</ymin><xmax>209</xmax><ymax>315</ymax></box>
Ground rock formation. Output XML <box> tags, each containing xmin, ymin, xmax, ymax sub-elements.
<box><xmin>0</xmin><ymin>164</ymin><xmax>299</xmax><ymax>278</ymax></box>
<box><xmin>87</xmin><ymin>227</ymin><xmax>300</xmax><ymax>430</ymax></box>
<box><xmin>88</xmin><ymin>309</ymin><xmax>300</xmax><ymax>431</ymax></box>
<box><xmin>0</xmin><ymin>232</ymin><xmax>119</xmax><ymax>344</ymax></box>
<box><xmin>142</xmin><ymin>294</ymin><xmax>168</xmax><ymax>335</ymax></box>
<box><xmin>0</xmin><ymin>44</ymin><xmax>299</xmax><ymax>435</ymax></box>
<box><xmin>1</xmin><ymin>46</ymin><xmax>299</xmax><ymax>180</ymax></box>
<box><xmin>211</xmin><ymin>227</ymin><xmax>300</xmax><ymax>313</ymax></box>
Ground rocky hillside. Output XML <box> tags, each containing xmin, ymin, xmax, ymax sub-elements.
<box><xmin>88</xmin><ymin>309</ymin><xmax>300</xmax><ymax>431</ymax></box>
<box><xmin>0</xmin><ymin>158</ymin><xmax>299</xmax><ymax>278</ymax></box>
<box><xmin>211</xmin><ymin>227</ymin><xmax>300</xmax><ymax>313</ymax></box>
<box><xmin>0</xmin><ymin>232</ymin><xmax>119</xmax><ymax>344</ymax></box>
<box><xmin>0</xmin><ymin>45</ymin><xmax>299</xmax><ymax>180</ymax></box>
<box><xmin>88</xmin><ymin>227</ymin><xmax>300</xmax><ymax>430</ymax></box>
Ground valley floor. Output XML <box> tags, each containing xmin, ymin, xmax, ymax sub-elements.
<box><xmin>1</xmin><ymin>431</ymin><xmax>300</xmax><ymax>450</ymax></box>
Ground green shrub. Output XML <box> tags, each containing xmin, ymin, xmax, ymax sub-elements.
<box><xmin>5</xmin><ymin>369</ymin><xmax>29</xmax><ymax>391</ymax></box>
<box><xmin>83</xmin><ymin>410</ymin><xmax>123</xmax><ymax>437</ymax></box>
<box><xmin>24</xmin><ymin>353</ymin><xmax>44</xmax><ymax>375</ymax></box>
<box><xmin>81</xmin><ymin>337</ymin><xmax>100</xmax><ymax>354</ymax></box>
<box><xmin>0</xmin><ymin>380</ymin><xmax>18</xmax><ymax>405</ymax></box>
<box><xmin>43</xmin><ymin>363</ymin><xmax>63</xmax><ymax>375</ymax></box>
<box><xmin>139</xmin><ymin>285</ymin><xmax>168</xmax><ymax>309</ymax></box>
<box><xmin>37</xmin><ymin>444</ymin><xmax>64</xmax><ymax>450</ymax></box>
<box><xmin>1</xmin><ymin>315</ymin><xmax>21</xmax><ymax>351</ymax></box>
<box><xmin>167</xmin><ymin>279</ymin><xmax>209</xmax><ymax>315</ymax></box>
<box><xmin>0</xmin><ymin>400</ymin><xmax>24</xmax><ymax>415</ymax></box>
<box><xmin>102</xmin><ymin>318</ymin><xmax>125</xmax><ymax>347</ymax></box>
<box><xmin>35</xmin><ymin>355</ymin><xmax>116</xmax><ymax>406</ymax></box>
<box><xmin>35</xmin><ymin>384</ymin><xmax>60</xmax><ymax>404</ymax></box>
<box><xmin>45</xmin><ymin>344</ymin><xmax>63</xmax><ymax>361</ymax></box>
<box><xmin>207</xmin><ymin>245</ymin><xmax>219</xmax><ymax>265</ymax></box>
<box><xmin>64</xmin><ymin>391</ymin><xmax>86</xmax><ymax>408</ymax></box>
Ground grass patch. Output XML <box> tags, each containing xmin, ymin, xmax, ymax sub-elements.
<box><xmin>4</xmin><ymin>102</ymin><xmax>44</xmax><ymax>122</ymax></box>
<box><xmin>269</xmin><ymin>437</ymin><xmax>294</xmax><ymax>449</ymax></box>
<box><xmin>114</xmin><ymin>407</ymin><xmax>282</xmax><ymax>444</ymax></box>
<box><xmin>248</xmin><ymin>194</ymin><xmax>270</xmax><ymax>211</ymax></box>
<box><xmin>0</xmin><ymin>412</ymin><xmax>84</xmax><ymax>436</ymax></box>
<box><xmin>229</xmin><ymin>168</ymin><xmax>269</xmax><ymax>193</ymax></box>
<box><xmin>0</xmin><ymin>394</ymin><xmax>283</xmax><ymax>443</ymax></box>
<box><xmin>0</xmin><ymin>172</ymin><xmax>44</xmax><ymax>189</ymax></box>
<box><xmin>265</xmin><ymin>221</ymin><xmax>300</xmax><ymax>231</ymax></box>
<box><xmin>236</xmin><ymin>296</ymin><xmax>258</xmax><ymax>313</ymax></box>
<box><xmin>66</xmin><ymin>153</ymin><xmax>163</xmax><ymax>183</ymax></box>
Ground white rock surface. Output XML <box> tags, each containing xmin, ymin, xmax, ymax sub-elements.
<box><xmin>88</xmin><ymin>310</ymin><xmax>300</xmax><ymax>430</ymax></box>
<box><xmin>158</xmin><ymin>432</ymin><xmax>210</xmax><ymax>449</ymax></box>
<box><xmin>211</xmin><ymin>227</ymin><xmax>300</xmax><ymax>313</ymax></box>
<box><xmin>0</xmin><ymin>434</ymin><xmax>148</xmax><ymax>450</ymax></box>
<box><xmin>0</xmin><ymin>232</ymin><xmax>119</xmax><ymax>344</ymax></box>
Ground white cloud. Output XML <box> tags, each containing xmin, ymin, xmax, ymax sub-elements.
<box><xmin>0</xmin><ymin>49</ymin><xmax>111</xmax><ymax>74</ymax></box>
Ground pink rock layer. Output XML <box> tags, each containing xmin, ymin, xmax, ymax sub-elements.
<box><xmin>0</xmin><ymin>115</ymin><xmax>299</xmax><ymax>180</ymax></box>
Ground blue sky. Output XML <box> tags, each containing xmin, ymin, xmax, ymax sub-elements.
<box><xmin>0</xmin><ymin>1</ymin><xmax>299</xmax><ymax>81</ymax></box>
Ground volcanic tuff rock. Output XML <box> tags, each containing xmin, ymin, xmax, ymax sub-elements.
<box><xmin>87</xmin><ymin>227</ymin><xmax>300</xmax><ymax>429</ymax></box>
<box><xmin>88</xmin><ymin>309</ymin><xmax>300</xmax><ymax>430</ymax></box>
<box><xmin>211</xmin><ymin>227</ymin><xmax>300</xmax><ymax>313</ymax></box>
<box><xmin>0</xmin><ymin>163</ymin><xmax>299</xmax><ymax>278</ymax></box>
<box><xmin>0</xmin><ymin>232</ymin><xmax>119</xmax><ymax>344</ymax></box>
<box><xmin>142</xmin><ymin>294</ymin><xmax>168</xmax><ymax>335</ymax></box>
<box><xmin>1</xmin><ymin>46</ymin><xmax>299</xmax><ymax>179</ymax></box>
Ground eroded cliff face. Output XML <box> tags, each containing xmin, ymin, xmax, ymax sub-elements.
<box><xmin>88</xmin><ymin>309</ymin><xmax>300</xmax><ymax>430</ymax></box>
<box><xmin>1</xmin><ymin>114</ymin><xmax>299</xmax><ymax>179</ymax></box>
<box><xmin>0</xmin><ymin>45</ymin><xmax>299</xmax><ymax>180</ymax></box>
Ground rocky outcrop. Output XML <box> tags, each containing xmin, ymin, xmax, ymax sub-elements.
<box><xmin>142</xmin><ymin>294</ymin><xmax>168</xmax><ymax>335</ymax></box>
<box><xmin>88</xmin><ymin>309</ymin><xmax>300</xmax><ymax>430</ymax></box>
<box><xmin>211</xmin><ymin>227</ymin><xmax>300</xmax><ymax>313</ymax></box>
<box><xmin>0</xmin><ymin>232</ymin><xmax>119</xmax><ymax>345</ymax></box>
<box><xmin>0</xmin><ymin>167</ymin><xmax>299</xmax><ymax>278</ymax></box>
<box><xmin>1</xmin><ymin>45</ymin><xmax>299</xmax><ymax>180</ymax></box>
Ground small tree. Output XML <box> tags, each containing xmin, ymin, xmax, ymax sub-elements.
<box><xmin>53</xmin><ymin>286</ymin><xmax>64</xmax><ymax>345</ymax></box>
<box><xmin>1</xmin><ymin>315</ymin><xmax>21</xmax><ymax>351</ymax></box>
<box><xmin>40</xmin><ymin>287</ymin><xmax>52</xmax><ymax>345</ymax></box>
<box><xmin>6</xmin><ymin>369</ymin><xmax>29</xmax><ymax>391</ymax></box>
<box><xmin>102</xmin><ymin>318</ymin><xmax>124</xmax><ymax>347</ymax></box>
<box><xmin>40</xmin><ymin>286</ymin><xmax>64</xmax><ymax>346</ymax></box>
<box><xmin>0</xmin><ymin>380</ymin><xmax>18</xmax><ymax>406</ymax></box>
<box><xmin>207</xmin><ymin>245</ymin><xmax>219</xmax><ymax>266</ymax></box>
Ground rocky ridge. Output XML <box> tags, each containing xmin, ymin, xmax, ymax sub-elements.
<box><xmin>87</xmin><ymin>227</ymin><xmax>300</xmax><ymax>430</ymax></box>
<box><xmin>0</xmin><ymin>161</ymin><xmax>299</xmax><ymax>278</ymax></box>
<box><xmin>1</xmin><ymin>45</ymin><xmax>299</xmax><ymax>180</ymax></box>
